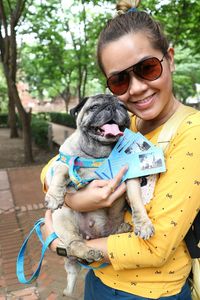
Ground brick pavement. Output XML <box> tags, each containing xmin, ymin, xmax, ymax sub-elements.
<box><xmin>0</xmin><ymin>166</ymin><xmax>85</xmax><ymax>300</ymax></box>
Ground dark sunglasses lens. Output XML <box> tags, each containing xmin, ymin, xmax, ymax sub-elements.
<box><xmin>107</xmin><ymin>72</ymin><xmax>130</xmax><ymax>95</ymax></box>
<box><xmin>136</xmin><ymin>57</ymin><xmax>162</xmax><ymax>80</ymax></box>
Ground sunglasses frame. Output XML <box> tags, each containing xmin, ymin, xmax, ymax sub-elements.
<box><xmin>107</xmin><ymin>53</ymin><xmax>166</xmax><ymax>96</ymax></box>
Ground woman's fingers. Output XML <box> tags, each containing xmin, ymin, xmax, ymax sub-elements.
<box><xmin>65</xmin><ymin>165</ymin><xmax>129</xmax><ymax>211</ymax></box>
<box><xmin>108</xmin><ymin>165</ymin><xmax>128</xmax><ymax>192</ymax></box>
<box><xmin>92</xmin><ymin>165</ymin><xmax>128</xmax><ymax>189</ymax></box>
<box><xmin>106</xmin><ymin>182</ymin><xmax>127</xmax><ymax>207</ymax></box>
<box><xmin>93</xmin><ymin>165</ymin><xmax>128</xmax><ymax>206</ymax></box>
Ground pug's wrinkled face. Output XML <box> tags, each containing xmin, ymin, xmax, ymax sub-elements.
<box><xmin>75</xmin><ymin>94</ymin><xmax>130</xmax><ymax>145</ymax></box>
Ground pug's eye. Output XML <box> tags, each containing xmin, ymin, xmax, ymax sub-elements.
<box><xmin>90</xmin><ymin>105</ymin><xmax>99</xmax><ymax>111</ymax></box>
<box><xmin>118</xmin><ymin>101</ymin><xmax>126</xmax><ymax>109</ymax></box>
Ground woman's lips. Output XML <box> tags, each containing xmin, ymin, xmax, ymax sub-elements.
<box><xmin>133</xmin><ymin>94</ymin><xmax>156</xmax><ymax>109</ymax></box>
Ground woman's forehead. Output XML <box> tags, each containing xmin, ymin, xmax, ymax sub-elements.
<box><xmin>101</xmin><ymin>33</ymin><xmax>161</xmax><ymax>76</ymax></box>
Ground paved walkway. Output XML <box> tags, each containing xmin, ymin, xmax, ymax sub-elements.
<box><xmin>0</xmin><ymin>166</ymin><xmax>85</xmax><ymax>300</ymax></box>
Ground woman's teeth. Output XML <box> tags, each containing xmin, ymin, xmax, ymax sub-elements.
<box><xmin>136</xmin><ymin>95</ymin><xmax>153</xmax><ymax>103</ymax></box>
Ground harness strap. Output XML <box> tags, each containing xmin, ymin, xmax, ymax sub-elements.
<box><xmin>59</xmin><ymin>152</ymin><xmax>105</xmax><ymax>189</ymax></box>
<box><xmin>68</xmin><ymin>156</ymin><xmax>96</xmax><ymax>189</ymax></box>
<box><xmin>59</xmin><ymin>152</ymin><xmax>105</xmax><ymax>168</ymax></box>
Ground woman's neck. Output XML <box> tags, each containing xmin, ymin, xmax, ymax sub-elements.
<box><xmin>136</xmin><ymin>97</ymin><xmax>181</xmax><ymax>135</ymax></box>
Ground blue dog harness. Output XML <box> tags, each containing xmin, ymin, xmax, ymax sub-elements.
<box><xmin>58</xmin><ymin>152</ymin><xmax>105</xmax><ymax>189</ymax></box>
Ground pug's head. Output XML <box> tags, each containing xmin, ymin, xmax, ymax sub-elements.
<box><xmin>71</xmin><ymin>94</ymin><xmax>130</xmax><ymax>146</ymax></box>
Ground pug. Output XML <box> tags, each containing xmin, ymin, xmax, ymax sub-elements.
<box><xmin>45</xmin><ymin>94</ymin><xmax>154</xmax><ymax>296</ymax></box>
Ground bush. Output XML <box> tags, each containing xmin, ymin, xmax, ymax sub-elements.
<box><xmin>31</xmin><ymin>117</ymin><xmax>49</xmax><ymax>149</ymax></box>
<box><xmin>49</xmin><ymin>112</ymin><xmax>76</xmax><ymax>128</ymax></box>
<box><xmin>0</xmin><ymin>113</ymin><xmax>8</xmax><ymax>127</ymax></box>
<box><xmin>32</xmin><ymin>112</ymin><xmax>51</xmax><ymax>121</ymax></box>
<box><xmin>1</xmin><ymin>112</ymin><xmax>75</xmax><ymax>149</ymax></box>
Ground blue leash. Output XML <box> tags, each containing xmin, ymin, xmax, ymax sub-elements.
<box><xmin>16</xmin><ymin>218</ymin><xmax>108</xmax><ymax>284</ymax></box>
<box><xmin>16</xmin><ymin>218</ymin><xmax>58</xmax><ymax>284</ymax></box>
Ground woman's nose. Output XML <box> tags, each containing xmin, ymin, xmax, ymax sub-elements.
<box><xmin>128</xmin><ymin>73</ymin><xmax>148</xmax><ymax>95</ymax></box>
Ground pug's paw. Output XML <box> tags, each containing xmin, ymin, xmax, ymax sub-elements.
<box><xmin>84</xmin><ymin>249</ymin><xmax>104</xmax><ymax>263</ymax></box>
<box><xmin>134</xmin><ymin>220</ymin><xmax>155</xmax><ymax>240</ymax></box>
<box><xmin>116</xmin><ymin>222</ymin><xmax>132</xmax><ymax>234</ymax></box>
<box><xmin>45</xmin><ymin>186</ymin><xmax>66</xmax><ymax>210</ymax></box>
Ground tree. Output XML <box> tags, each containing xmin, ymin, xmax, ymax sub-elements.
<box><xmin>0</xmin><ymin>0</ymin><xmax>34</xmax><ymax>162</ymax></box>
<box><xmin>20</xmin><ymin>0</ymin><xmax>113</xmax><ymax>107</ymax></box>
<box><xmin>173</xmin><ymin>47</ymin><xmax>200</xmax><ymax>102</ymax></box>
<box><xmin>140</xmin><ymin>0</ymin><xmax>200</xmax><ymax>101</ymax></box>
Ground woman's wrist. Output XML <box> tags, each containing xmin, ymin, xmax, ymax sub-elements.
<box><xmin>49</xmin><ymin>237</ymin><xmax>60</xmax><ymax>252</ymax></box>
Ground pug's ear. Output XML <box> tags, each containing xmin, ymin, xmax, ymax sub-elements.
<box><xmin>70</xmin><ymin>97</ymin><xmax>89</xmax><ymax>118</ymax></box>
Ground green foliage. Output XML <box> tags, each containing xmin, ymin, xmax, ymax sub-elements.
<box><xmin>17</xmin><ymin>0</ymin><xmax>200</xmax><ymax>104</ymax></box>
<box><xmin>0</xmin><ymin>113</ymin><xmax>9</xmax><ymax>127</ymax></box>
<box><xmin>139</xmin><ymin>0</ymin><xmax>200</xmax><ymax>101</ymax></box>
<box><xmin>31</xmin><ymin>117</ymin><xmax>49</xmax><ymax>149</ymax></box>
<box><xmin>30</xmin><ymin>111</ymin><xmax>76</xmax><ymax>149</ymax></box>
<box><xmin>0</xmin><ymin>66</ymin><xmax>8</xmax><ymax>113</ymax></box>
<box><xmin>49</xmin><ymin>112</ymin><xmax>76</xmax><ymax>128</ymax></box>
<box><xmin>32</xmin><ymin>112</ymin><xmax>76</xmax><ymax>128</ymax></box>
<box><xmin>19</xmin><ymin>0</ymin><xmax>113</xmax><ymax>102</ymax></box>
<box><xmin>151</xmin><ymin>0</ymin><xmax>200</xmax><ymax>54</ymax></box>
<box><xmin>173</xmin><ymin>46</ymin><xmax>200</xmax><ymax>101</ymax></box>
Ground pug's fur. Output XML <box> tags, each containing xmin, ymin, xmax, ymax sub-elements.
<box><xmin>45</xmin><ymin>94</ymin><xmax>154</xmax><ymax>296</ymax></box>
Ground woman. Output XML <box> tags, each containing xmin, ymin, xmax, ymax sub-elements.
<box><xmin>43</xmin><ymin>0</ymin><xmax>200</xmax><ymax>299</ymax></box>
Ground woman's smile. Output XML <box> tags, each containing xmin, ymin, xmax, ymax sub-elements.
<box><xmin>132</xmin><ymin>93</ymin><xmax>156</xmax><ymax>110</ymax></box>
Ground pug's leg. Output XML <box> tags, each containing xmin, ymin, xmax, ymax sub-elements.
<box><xmin>115</xmin><ymin>221</ymin><xmax>132</xmax><ymax>234</ymax></box>
<box><xmin>63</xmin><ymin>258</ymin><xmax>81</xmax><ymax>296</ymax></box>
<box><xmin>45</xmin><ymin>162</ymin><xmax>68</xmax><ymax>210</ymax></box>
<box><xmin>67</xmin><ymin>240</ymin><xmax>104</xmax><ymax>264</ymax></box>
<box><xmin>126</xmin><ymin>178</ymin><xmax>155</xmax><ymax>239</ymax></box>
<box><xmin>108</xmin><ymin>196</ymin><xmax>132</xmax><ymax>234</ymax></box>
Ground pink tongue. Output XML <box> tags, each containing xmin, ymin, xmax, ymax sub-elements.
<box><xmin>100</xmin><ymin>124</ymin><xmax>123</xmax><ymax>137</ymax></box>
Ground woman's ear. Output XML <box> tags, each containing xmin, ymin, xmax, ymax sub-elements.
<box><xmin>167</xmin><ymin>47</ymin><xmax>175</xmax><ymax>73</ymax></box>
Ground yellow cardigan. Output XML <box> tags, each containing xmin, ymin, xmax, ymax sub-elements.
<box><xmin>96</xmin><ymin>111</ymin><xmax>200</xmax><ymax>298</ymax></box>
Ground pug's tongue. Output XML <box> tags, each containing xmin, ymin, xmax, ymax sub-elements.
<box><xmin>100</xmin><ymin>124</ymin><xmax>123</xmax><ymax>137</ymax></box>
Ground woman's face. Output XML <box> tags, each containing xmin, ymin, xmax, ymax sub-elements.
<box><xmin>101</xmin><ymin>32</ymin><xmax>175</xmax><ymax>122</ymax></box>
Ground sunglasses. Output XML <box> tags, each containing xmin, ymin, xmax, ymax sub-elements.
<box><xmin>107</xmin><ymin>54</ymin><xmax>166</xmax><ymax>96</ymax></box>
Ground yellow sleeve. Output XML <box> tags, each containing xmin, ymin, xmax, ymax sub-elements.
<box><xmin>108</xmin><ymin>113</ymin><xmax>200</xmax><ymax>271</ymax></box>
<box><xmin>40</xmin><ymin>155</ymin><xmax>59</xmax><ymax>192</ymax></box>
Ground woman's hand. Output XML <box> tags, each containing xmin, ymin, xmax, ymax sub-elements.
<box><xmin>64</xmin><ymin>166</ymin><xmax>128</xmax><ymax>212</ymax></box>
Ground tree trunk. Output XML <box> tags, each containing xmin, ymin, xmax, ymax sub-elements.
<box><xmin>8</xmin><ymin>94</ymin><xmax>18</xmax><ymax>138</ymax></box>
<box><xmin>60</xmin><ymin>86</ymin><xmax>71</xmax><ymax>112</ymax></box>
<box><xmin>10</xmin><ymin>80</ymin><xmax>33</xmax><ymax>163</ymax></box>
<box><xmin>3</xmin><ymin>58</ymin><xmax>33</xmax><ymax>162</ymax></box>
<box><xmin>0</xmin><ymin>9</ymin><xmax>34</xmax><ymax>163</ymax></box>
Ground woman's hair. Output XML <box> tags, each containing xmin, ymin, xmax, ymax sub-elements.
<box><xmin>97</xmin><ymin>0</ymin><xmax>169</xmax><ymax>73</ymax></box>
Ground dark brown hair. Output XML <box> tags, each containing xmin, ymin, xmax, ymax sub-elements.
<box><xmin>97</xmin><ymin>0</ymin><xmax>169</xmax><ymax>74</ymax></box>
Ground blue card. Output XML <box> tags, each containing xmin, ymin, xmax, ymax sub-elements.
<box><xmin>95</xmin><ymin>129</ymin><xmax>166</xmax><ymax>181</ymax></box>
